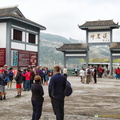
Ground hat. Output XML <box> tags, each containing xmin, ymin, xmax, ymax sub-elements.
<box><xmin>4</xmin><ymin>64</ymin><xmax>8</xmax><ymax>67</ymax></box>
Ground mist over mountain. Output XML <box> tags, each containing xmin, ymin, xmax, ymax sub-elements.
<box><xmin>40</xmin><ymin>32</ymin><xmax>110</xmax><ymax>68</ymax></box>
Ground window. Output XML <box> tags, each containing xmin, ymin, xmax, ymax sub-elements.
<box><xmin>29</xmin><ymin>33</ymin><xmax>35</xmax><ymax>44</ymax></box>
<box><xmin>13</xmin><ymin>29</ymin><xmax>22</xmax><ymax>41</ymax></box>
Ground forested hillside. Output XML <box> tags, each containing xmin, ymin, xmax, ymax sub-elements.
<box><xmin>40</xmin><ymin>32</ymin><xmax>110</xmax><ymax>68</ymax></box>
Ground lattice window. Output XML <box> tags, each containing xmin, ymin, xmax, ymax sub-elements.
<box><xmin>13</xmin><ymin>29</ymin><xmax>22</xmax><ymax>41</ymax></box>
<box><xmin>29</xmin><ymin>33</ymin><xmax>35</xmax><ymax>44</ymax></box>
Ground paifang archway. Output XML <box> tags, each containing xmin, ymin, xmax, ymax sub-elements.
<box><xmin>56</xmin><ymin>43</ymin><xmax>88</xmax><ymax>67</ymax></box>
<box><xmin>57</xmin><ymin>20</ymin><xmax>119</xmax><ymax>74</ymax></box>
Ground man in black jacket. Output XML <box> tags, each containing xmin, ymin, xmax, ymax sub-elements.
<box><xmin>48</xmin><ymin>66</ymin><xmax>66</xmax><ymax>120</ymax></box>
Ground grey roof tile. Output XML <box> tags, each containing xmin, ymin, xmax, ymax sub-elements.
<box><xmin>0</xmin><ymin>6</ymin><xmax>46</xmax><ymax>30</ymax></box>
<box><xmin>110</xmin><ymin>42</ymin><xmax>120</xmax><ymax>49</ymax></box>
<box><xmin>57</xmin><ymin>43</ymin><xmax>88</xmax><ymax>51</ymax></box>
<box><xmin>79</xmin><ymin>20</ymin><xmax>119</xmax><ymax>29</ymax></box>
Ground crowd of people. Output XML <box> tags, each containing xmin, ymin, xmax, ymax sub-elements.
<box><xmin>0</xmin><ymin>64</ymin><xmax>51</xmax><ymax>100</ymax></box>
<box><xmin>79</xmin><ymin>66</ymin><xmax>109</xmax><ymax>84</ymax></box>
<box><xmin>0</xmin><ymin>64</ymin><xmax>111</xmax><ymax>120</ymax></box>
<box><xmin>0</xmin><ymin>65</ymin><xmax>68</xmax><ymax>120</ymax></box>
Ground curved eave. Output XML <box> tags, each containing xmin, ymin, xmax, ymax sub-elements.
<box><xmin>0</xmin><ymin>16</ymin><xmax>46</xmax><ymax>30</ymax></box>
<box><xmin>56</xmin><ymin>48</ymin><xmax>88</xmax><ymax>52</ymax></box>
<box><xmin>78</xmin><ymin>25</ymin><xmax>119</xmax><ymax>30</ymax></box>
<box><xmin>110</xmin><ymin>48</ymin><xmax>120</xmax><ymax>51</ymax></box>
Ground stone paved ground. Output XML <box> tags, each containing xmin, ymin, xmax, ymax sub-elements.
<box><xmin>0</xmin><ymin>76</ymin><xmax>120</xmax><ymax>120</ymax></box>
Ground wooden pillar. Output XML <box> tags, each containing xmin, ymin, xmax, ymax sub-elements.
<box><xmin>86</xmin><ymin>51</ymin><xmax>88</xmax><ymax>68</ymax></box>
<box><xmin>110</xmin><ymin>50</ymin><xmax>113</xmax><ymax>75</ymax></box>
<box><xmin>63</xmin><ymin>52</ymin><xmax>66</xmax><ymax>67</ymax></box>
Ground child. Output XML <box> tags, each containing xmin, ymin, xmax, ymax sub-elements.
<box><xmin>15</xmin><ymin>70</ymin><xmax>22</xmax><ymax>97</ymax></box>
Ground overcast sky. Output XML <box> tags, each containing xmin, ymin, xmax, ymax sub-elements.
<box><xmin>0</xmin><ymin>0</ymin><xmax>120</xmax><ymax>42</ymax></box>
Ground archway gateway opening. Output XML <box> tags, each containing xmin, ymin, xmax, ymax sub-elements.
<box><xmin>57</xmin><ymin>20</ymin><xmax>119</xmax><ymax>74</ymax></box>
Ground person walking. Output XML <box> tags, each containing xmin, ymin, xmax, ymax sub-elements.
<box><xmin>48</xmin><ymin>65</ymin><xmax>66</xmax><ymax>120</ymax></box>
<box><xmin>31</xmin><ymin>75</ymin><xmax>44</xmax><ymax>120</ymax></box>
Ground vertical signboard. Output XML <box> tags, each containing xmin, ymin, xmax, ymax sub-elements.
<box><xmin>0</xmin><ymin>48</ymin><xmax>6</xmax><ymax>67</ymax></box>
<box><xmin>11</xmin><ymin>50</ymin><xmax>18</xmax><ymax>66</ymax></box>
<box><xmin>29</xmin><ymin>52</ymin><xmax>38</xmax><ymax>66</ymax></box>
<box><xmin>19</xmin><ymin>50</ymin><xmax>29</xmax><ymax>67</ymax></box>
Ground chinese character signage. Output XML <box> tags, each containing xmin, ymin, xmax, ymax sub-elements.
<box><xmin>88</xmin><ymin>31</ymin><xmax>110</xmax><ymax>43</ymax></box>
<box><xmin>11</xmin><ymin>49</ymin><xmax>38</xmax><ymax>67</ymax></box>
<box><xmin>18</xmin><ymin>50</ymin><xmax>30</xmax><ymax>67</ymax></box>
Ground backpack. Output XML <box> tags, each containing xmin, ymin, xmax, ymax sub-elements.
<box><xmin>64</xmin><ymin>80</ymin><xmax>73</xmax><ymax>96</ymax></box>
<box><xmin>87</xmin><ymin>68</ymin><xmax>90</xmax><ymax>75</ymax></box>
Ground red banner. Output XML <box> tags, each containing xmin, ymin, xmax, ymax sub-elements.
<box><xmin>0</xmin><ymin>48</ymin><xmax>6</xmax><ymax>67</ymax></box>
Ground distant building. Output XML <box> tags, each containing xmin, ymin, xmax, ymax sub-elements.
<box><xmin>0</xmin><ymin>6</ymin><xmax>46</xmax><ymax>68</ymax></box>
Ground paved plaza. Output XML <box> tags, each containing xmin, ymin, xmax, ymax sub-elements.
<box><xmin>0</xmin><ymin>76</ymin><xmax>120</xmax><ymax>120</ymax></box>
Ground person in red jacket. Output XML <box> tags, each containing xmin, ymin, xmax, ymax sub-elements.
<box><xmin>22</xmin><ymin>69</ymin><xmax>31</xmax><ymax>91</ymax></box>
<box><xmin>98</xmin><ymin>66</ymin><xmax>103</xmax><ymax>78</ymax></box>
<box><xmin>116</xmin><ymin>67</ymin><xmax>120</xmax><ymax>79</ymax></box>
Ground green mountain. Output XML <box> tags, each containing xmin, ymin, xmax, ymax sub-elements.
<box><xmin>40</xmin><ymin>32</ymin><xmax>80</xmax><ymax>68</ymax></box>
<box><xmin>40</xmin><ymin>32</ymin><xmax>110</xmax><ymax>68</ymax></box>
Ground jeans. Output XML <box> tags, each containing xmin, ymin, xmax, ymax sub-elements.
<box><xmin>51</xmin><ymin>98</ymin><xmax>64</xmax><ymax>120</ymax></box>
<box><xmin>32</xmin><ymin>100</ymin><xmax>43</xmax><ymax>120</ymax></box>
<box><xmin>25</xmin><ymin>80</ymin><xmax>30</xmax><ymax>90</ymax></box>
<box><xmin>23</xmin><ymin>80</ymin><xmax>26</xmax><ymax>90</ymax></box>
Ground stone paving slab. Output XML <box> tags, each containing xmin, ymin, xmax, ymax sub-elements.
<box><xmin>0</xmin><ymin>77</ymin><xmax>120</xmax><ymax>120</ymax></box>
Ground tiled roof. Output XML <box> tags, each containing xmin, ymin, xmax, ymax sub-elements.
<box><xmin>0</xmin><ymin>6</ymin><xmax>46</xmax><ymax>30</ymax></box>
<box><xmin>110</xmin><ymin>42</ymin><xmax>120</xmax><ymax>49</ymax></box>
<box><xmin>79</xmin><ymin>20</ymin><xmax>119</xmax><ymax>29</ymax></box>
<box><xmin>56</xmin><ymin>43</ymin><xmax>88</xmax><ymax>51</ymax></box>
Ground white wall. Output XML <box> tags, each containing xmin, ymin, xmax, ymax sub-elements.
<box><xmin>0</xmin><ymin>23</ymin><xmax>6</xmax><ymax>48</ymax></box>
<box><xmin>26</xmin><ymin>45</ymin><xmax>38</xmax><ymax>52</ymax></box>
<box><xmin>11</xmin><ymin>42</ymin><xmax>25</xmax><ymax>50</ymax></box>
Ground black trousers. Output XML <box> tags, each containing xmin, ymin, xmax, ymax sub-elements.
<box><xmin>94</xmin><ymin>74</ymin><xmax>97</xmax><ymax>83</ymax></box>
<box><xmin>32</xmin><ymin>100</ymin><xmax>43</xmax><ymax>120</ymax></box>
<box><xmin>51</xmin><ymin>98</ymin><xmax>64</xmax><ymax>120</ymax></box>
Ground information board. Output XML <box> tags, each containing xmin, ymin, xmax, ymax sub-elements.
<box><xmin>11</xmin><ymin>49</ymin><xmax>38</xmax><ymax>67</ymax></box>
